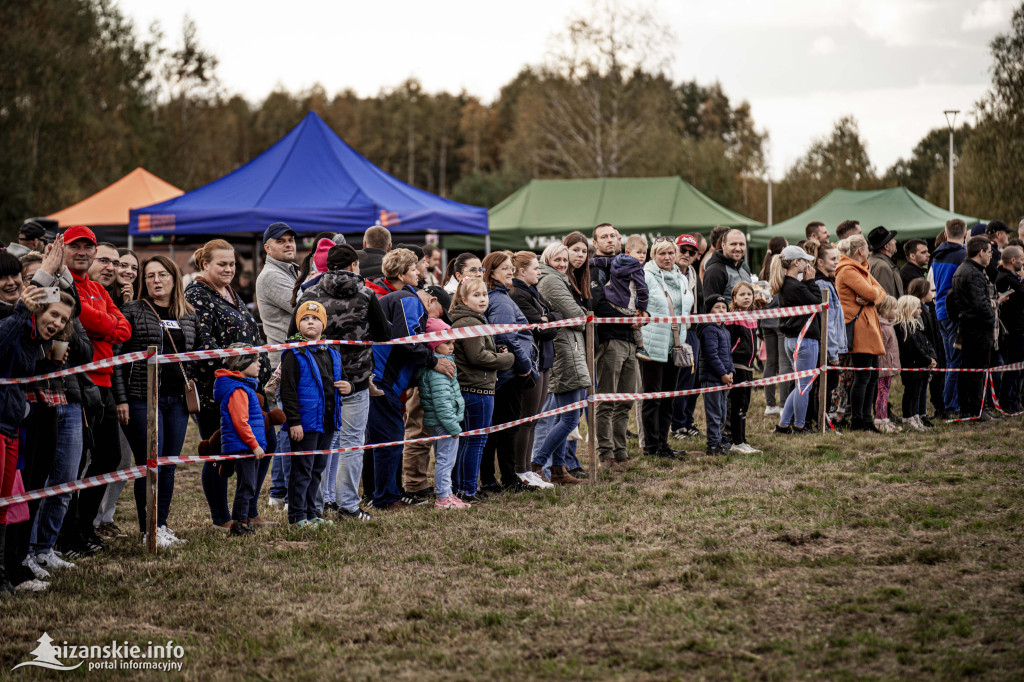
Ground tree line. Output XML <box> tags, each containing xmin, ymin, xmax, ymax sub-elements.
<box><xmin>2</xmin><ymin>0</ymin><xmax>1021</xmax><ymax>242</ymax></box>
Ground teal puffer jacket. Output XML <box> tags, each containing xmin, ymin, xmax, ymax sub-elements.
<box><xmin>640</xmin><ymin>262</ymin><xmax>691</xmax><ymax>363</ymax></box>
<box><xmin>417</xmin><ymin>353</ymin><xmax>466</xmax><ymax>436</ymax></box>
<box><xmin>536</xmin><ymin>263</ymin><xmax>592</xmax><ymax>393</ymax></box>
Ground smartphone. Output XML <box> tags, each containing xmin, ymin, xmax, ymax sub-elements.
<box><xmin>40</xmin><ymin>287</ymin><xmax>61</xmax><ymax>304</ymax></box>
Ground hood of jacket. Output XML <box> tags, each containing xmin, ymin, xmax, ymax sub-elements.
<box><xmin>316</xmin><ymin>269</ymin><xmax>363</xmax><ymax>298</ymax></box>
<box><xmin>449</xmin><ymin>303</ymin><xmax>487</xmax><ymax>327</ymax></box>
<box><xmin>835</xmin><ymin>254</ymin><xmax>870</xmax><ymax>278</ymax></box>
<box><xmin>932</xmin><ymin>240</ymin><xmax>965</xmax><ymax>263</ymax></box>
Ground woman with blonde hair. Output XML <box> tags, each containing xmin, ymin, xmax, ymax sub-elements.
<box><xmin>834</xmin><ymin>235</ymin><xmax>887</xmax><ymax>432</ymax></box>
<box><xmin>895</xmin><ymin>294</ymin><xmax>936</xmax><ymax>431</ymax></box>
<box><xmin>185</xmin><ymin>239</ymin><xmax>272</xmax><ymax>529</ymax></box>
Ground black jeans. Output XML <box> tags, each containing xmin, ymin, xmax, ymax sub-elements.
<box><xmin>901</xmin><ymin>371</ymin><xmax>928</xmax><ymax>418</ymax></box>
<box><xmin>849</xmin><ymin>354</ymin><xmax>878</xmax><ymax>424</ymax></box>
<box><xmin>641</xmin><ymin>360</ymin><xmax>678</xmax><ymax>453</ymax></box>
<box><xmin>481</xmin><ymin>376</ymin><xmax>526</xmax><ymax>487</ymax></box>
<box><xmin>288</xmin><ymin>431</ymin><xmax>332</xmax><ymax>523</ymax></box>
<box><xmin>730</xmin><ymin>368</ymin><xmax>752</xmax><ymax>444</ymax></box>
<box><xmin>959</xmin><ymin>339</ymin><xmax>992</xmax><ymax>417</ymax></box>
<box><xmin>77</xmin><ymin>386</ymin><xmax>121</xmax><ymax>538</ymax></box>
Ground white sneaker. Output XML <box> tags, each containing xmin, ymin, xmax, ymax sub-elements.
<box><xmin>764</xmin><ymin>406</ymin><xmax>781</xmax><ymax>416</ymax></box>
<box><xmin>158</xmin><ymin>526</ymin><xmax>186</xmax><ymax>545</ymax></box>
<box><xmin>523</xmin><ymin>471</ymin><xmax>555</xmax><ymax>489</ymax></box>
<box><xmin>739</xmin><ymin>443</ymin><xmax>761</xmax><ymax>454</ymax></box>
<box><xmin>268</xmin><ymin>497</ymin><xmax>287</xmax><ymax>510</ymax></box>
<box><xmin>22</xmin><ymin>555</ymin><xmax>50</xmax><ymax>580</ymax></box>
<box><xmin>34</xmin><ymin>550</ymin><xmax>76</xmax><ymax>571</ymax></box>
<box><xmin>908</xmin><ymin>415</ymin><xmax>926</xmax><ymax>432</ymax></box>
<box><xmin>728</xmin><ymin>443</ymin><xmax>747</xmax><ymax>454</ymax></box>
<box><xmin>14</xmin><ymin>578</ymin><xmax>49</xmax><ymax>592</ymax></box>
<box><xmin>143</xmin><ymin>531</ymin><xmax>176</xmax><ymax>550</ymax></box>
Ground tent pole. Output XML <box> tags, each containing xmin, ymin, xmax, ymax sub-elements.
<box><xmin>128</xmin><ymin>234</ymin><xmax>134</xmax><ymax>251</ymax></box>
<box><xmin>484</xmin><ymin>234</ymin><xmax>491</xmax><ymax>254</ymax></box>
<box><xmin>253</xmin><ymin>238</ymin><xmax>262</xmax><ymax>281</ymax></box>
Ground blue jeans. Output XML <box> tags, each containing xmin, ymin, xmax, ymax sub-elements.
<box><xmin>31</xmin><ymin>405</ymin><xmax>83</xmax><ymax>552</ymax></box>
<box><xmin>123</xmin><ymin>397</ymin><xmax>189</xmax><ymax>533</ymax></box>
<box><xmin>780</xmin><ymin>337</ymin><xmax>819</xmax><ymax>428</ymax></box>
<box><xmin>939</xmin><ymin>317</ymin><xmax>961</xmax><ymax>413</ymax></box>
<box><xmin>431</xmin><ymin>425</ymin><xmax>459</xmax><ymax>498</ymax></box>
<box><xmin>702</xmin><ymin>383</ymin><xmax>728</xmax><ymax>448</ymax></box>
<box><xmin>533</xmin><ymin>389</ymin><xmax>587</xmax><ymax>468</ymax></box>
<box><xmin>269</xmin><ymin>428</ymin><xmax>291</xmax><ymax>500</ymax></box>
<box><xmin>288</xmin><ymin>430</ymin><xmax>331</xmax><ymax>523</ymax></box>
<box><xmin>329</xmin><ymin>388</ymin><xmax>369</xmax><ymax>512</ymax></box>
<box><xmin>454</xmin><ymin>392</ymin><xmax>493</xmax><ymax>496</ymax></box>
<box><xmin>369</xmin><ymin>391</ymin><xmax>405</xmax><ymax>508</ymax></box>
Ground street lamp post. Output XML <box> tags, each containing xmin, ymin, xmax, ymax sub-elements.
<box><xmin>944</xmin><ymin>110</ymin><xmax>959</xmax><ymax>213</ymax></box>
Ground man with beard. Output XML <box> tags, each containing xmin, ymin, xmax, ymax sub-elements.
<box><xmin>703</xmin><ymin>229</ymin><xmax>753</xmax><ymax>304</ymax></box>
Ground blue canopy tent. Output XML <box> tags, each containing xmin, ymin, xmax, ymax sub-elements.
<box><xmin>129</xmin><ymin>111</ymin><xmax>488</xmax><ymax>239</ymax></box>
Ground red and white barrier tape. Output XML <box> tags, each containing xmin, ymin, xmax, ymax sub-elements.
<box><xmin>157</xmin><ymin>316</ymin><xmax>591</xmax><ymax>363</ymax></box>
<box><xmin>591</xmin><ymin>303</ymin><xmax>826</xmax><ymax>326</ymax></box>
<box><xmin>0</xmin><ymin>350</ymin><xmax>154</xmax><ymax>386</ymax></box>
<box><xmin>593</xmin><ymin>368</ymin><xmax>821</xmax><ymax>403</ymax></box>
<box><xmin>827</xmin><ymin>362</ymin><xmax>1024</xmax><ymax>375</ymax></box>
<box><xmin>0</xmin><ymin>466</ymin><xmax>146</xmax><ymax>506</ymax></box>
<box><xmin>944</xmin><ymin>373</ymin><xmax>988</xmax><ymax>423</ymax></box>
<box><xmin>986</xmin><ymin>373</ymin><xmax>1024</xmax><ymax>417</ymax></box>
<box><xmin>0</xmin><ymin>398</ymin><xmax>590</xmax><ymax>506</ymax></box>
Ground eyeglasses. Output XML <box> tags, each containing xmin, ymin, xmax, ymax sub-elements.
<box><xmin>95</xmin><ymin>257</ymin><xmax>124</xmax><ymax>268</ymax></box>
<box><xmin>144</xmin><ymin>272</ymin><xmax>173</xmax><ymax>281</ymax></box>
<box><xmin>681</xmin><ymin>248</ymin><xmax>698</xmax><ymax>256</ymax></box>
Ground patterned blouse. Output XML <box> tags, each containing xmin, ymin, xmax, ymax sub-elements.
<box><xmin>184</xmin><ymin>277</ymin><xmax>271</xmax><ymax>410</ymax></box>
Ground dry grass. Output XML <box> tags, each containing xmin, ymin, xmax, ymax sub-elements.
<box><xmin>3</xmin><ymin>389</ymin><xmax>1024</xmax><ymax>680</ymax></box>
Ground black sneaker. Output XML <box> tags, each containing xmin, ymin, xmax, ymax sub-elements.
<box><xmin>324</xmin><ymin>501</ymin><xmax>340</xmax><ymax>513</ymax></box>
<box><xmin>408</xmin><ymin>487</ymin><xmax>434</xmax><ymax>499</ymax></box>
<box><xmin>568</xmin><ymin>467</ymin><xmax>589</xmax><ymax>479</ymax></box>
<box><xmin>230</xmin><ymin>522</ymin><xmax>255</xmax><ymax>537</ymax></box>
<box><xmin>456</xmin><ymin>492</ymin><xmax>486</xmax><ymax>504</ymax></box>
<box><xmin>479</xmin><ymin>482</ymin><xmax>504</xmax><ymax>495</ymax></box>
<box><xmin>920</xmin><ymin>416</ymin><xmax>935</xmax><ymax>428</ymax></box>
<box><xmin>684</xmin><ymin>426</ymin><xmax>702</xmax><ymax>439</ymax></box>
<box><xmin>503</xmin><ymin>480</ymin><xmax>532</xmax><ymax>493</ymax></box>
<box><xmin>399</xmin><ymin>495</ymin><xmax>428</xmax><ymax>507</ymax></box>
<box><xmin>337</xmin><ymin>508</ymin><xmax>374</xmax><ymax>522</ymax></box>
<box><xmin>773</xmin><ymin>425</ymin><xmax>793</xmax><ymax>435</ymax></box>
<box><xmin>84</xmin><ymin>535</ymin><xmax>106</xmax><ymax>553</ymax></box>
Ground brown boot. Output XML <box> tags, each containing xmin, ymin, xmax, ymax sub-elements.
<box><xmin>550</xmin><ymin>465</ymin><xmax>581</xmax><ymax>485</ymax></box>
<box><xmin>531</xmin><ymin>462</ymin><xmax>545</xmax><ymax>477</ymax></box>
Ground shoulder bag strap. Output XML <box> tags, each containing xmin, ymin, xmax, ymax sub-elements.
<box><xmin>142</xmin><ymin>300</ymin><xmax>190</xmax><ymax>384</ymax></box>
<box><xmin>659</xmin><ymin>276</ymin><xmax>683</xmax><ymax>347</ymax></box>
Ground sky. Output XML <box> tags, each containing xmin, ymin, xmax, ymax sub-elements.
<box><xmin>116</xmin><ymin>0</ymin><xmax>1016</xmax><ymax>179</ymax></box>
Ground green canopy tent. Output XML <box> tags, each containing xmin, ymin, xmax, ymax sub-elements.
<box><xmin>444</xmin><ymin>176</ymin><xmax>763</xmax><ymax>252</ymax></box>
<box><xmin>749</xmin><ymin>187</ymin><xmax>979</xmax><ymax>247</ymax></box>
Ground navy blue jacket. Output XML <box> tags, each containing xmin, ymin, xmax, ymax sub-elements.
<box><xmin>699</xmin><ymin>322</ymin><xmax>735</xmax><ymax>384</ymax></box>
<box><xmin>485</xmin><ymin>283</ymin><xmax>535</xmax><ymax>387</ymax></box>
<box><xmin>373</xmin><ymin>286</ymin><xmax>436</xmax><ymax>395</ymax></box>
<box><xmin>214</xmin><ymin>372</ymin><xmax>267</xmax><ymax>455</ymax></box>
<box><xmin>0</xmin><ymin>303</ymin><xmax>47</xmax><ymax>437</ymax></box>
<box><xmin>281</xmin><ymin>346</ymin><xmax>343</xmax><ymax>433</ymax></box>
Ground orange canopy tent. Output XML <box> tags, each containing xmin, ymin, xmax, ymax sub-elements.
<box><xmin>48</xmin><ymin>167</ymin><xmax>183</xmax><ymax>228</ymax></box>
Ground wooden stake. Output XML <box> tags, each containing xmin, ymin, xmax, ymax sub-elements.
<box><xmin>585</xmin><ymin>317</ymin><xmax>598</xmax><ymax>484</ymax></box>
<box><xmin>819</xmin><ymin>290</ymin><xmax>829</xmax><ymax>433</ymax></box>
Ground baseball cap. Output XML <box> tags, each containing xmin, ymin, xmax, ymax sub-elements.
<box><xmin>675</xmin><ymin>234</ymin><xmax>699</xmax><ymax>251</ymax></box>
<box><xmin>263</xmin><ymin>222</ymin><xmax>296</xmax><ymax>243</ymax></box>
<box><xmin>780</xmin><ymin>245</ymin><xmax>814</xmax><ymax>262</ymax></box>
<box><xmin>63</xmin><ymin>225</ymin><xmax>97</xmax><ymax>245</ymax></box>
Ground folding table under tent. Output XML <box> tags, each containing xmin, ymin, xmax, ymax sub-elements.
<box><xmin>129</xmin><ymin>111</ymin><xmax>488</xmax><ymax>242</ymax></box>
<box><xmin>444</xmin><ymin>176</ymin><xmax>763</xmax><ymax>253</ymax></box>
<box><xmin>748</xmin><ymin>187</ymin><xmax>979</xmax><ymax>247</ymax></box>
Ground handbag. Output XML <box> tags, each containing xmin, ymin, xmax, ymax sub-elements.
<box><xmin>660</xmin><ymin>279</ymin><xmax>694</xmax><ymax>370</ymax></box>
<box><xmin>144</xmin><ymin>301</ymin><xmax>200</xmax><ymax>414</ymax></box>
<box><xmin>845</xmin><ymin>305</ymin><xmax>865</xmax><ymax>349</ymax></box>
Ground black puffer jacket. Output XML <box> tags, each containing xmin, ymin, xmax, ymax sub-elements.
<box><xmin>113</xmin><ymin>301</ymin><xmax>197</xmax><ymax>403</ymax></box>
<box><xmin>949</xmin><ymin>259</ymin><xmax>995</xmax><ymax>345</ymax></box>
<box><xmin>510</xmin><ymin>278</ymin><xmax>560</xmax><ymax>372</ymax></box>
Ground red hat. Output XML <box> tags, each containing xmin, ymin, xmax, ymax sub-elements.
<box><xmin>63</xmin><ymin>225</ymin><xmax>96</xmax><ymax>245</ymax></box>
<box><xmin>675</xmin><ymin>234</ymin><xmax>698</xmax><ymax>250</ymax></box>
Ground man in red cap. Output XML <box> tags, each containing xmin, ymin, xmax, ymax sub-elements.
<box><xmin>62</xmin><ymin>226</ymin><xmax>132</xmax><ymax>551</ymax></box>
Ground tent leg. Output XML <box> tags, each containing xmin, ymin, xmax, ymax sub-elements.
<box><xmin>128</xmin><ymin>235</ymin><xmax>134</xmax><ymax>251</ymax></box>
<box><xmin>484</xmin><ymin>234</ymin><xmax>491</xmax><ymax>254</ymax></box>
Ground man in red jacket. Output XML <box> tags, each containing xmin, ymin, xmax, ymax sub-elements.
<box><xmin>63</xmin><ymin>226</ymin><xmax>132</xmax><ymax>551</ymax></box>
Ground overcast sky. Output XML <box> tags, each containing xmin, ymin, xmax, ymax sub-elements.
<box><xmin>117</xmin><ymin>0</ymin><xmax>1015</xmax><ymax>179</ymax></box>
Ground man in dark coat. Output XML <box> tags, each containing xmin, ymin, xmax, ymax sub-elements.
<box><xmin>948</xmin><ymin>236</ymin><xmax>997</xmax><ymax>420</ymax></box>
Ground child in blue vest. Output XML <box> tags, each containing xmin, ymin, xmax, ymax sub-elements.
<box><xmin>699</xmin><ymin>294</ymin><xmax>735</xmax><ymax>455</ymax></box>
<box><xmin>213</xmin><ymin>347</ymin><xmax>267</xmax><ymax>537</ymax></box>
<box><xmin>417</xmin><ymin>318</ymin><xmax>468</xmax><ymax>510</ymax></box>
<box><xmin>280</xmin><ymin>301</ymin><xmax>350</xmax><ymax>527</ymax></box>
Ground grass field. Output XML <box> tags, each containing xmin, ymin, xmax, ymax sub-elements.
<box><xmin>3</xmin><ymin>390</ymin><xmax>1024</xmax><ymax>680</ymax></box>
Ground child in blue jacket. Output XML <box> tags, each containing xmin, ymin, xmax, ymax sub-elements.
<box><xmin>280</xmin><ymin>301</ymin><xmax>350</xmax><ymax>527</ymax></box>
<box><xmin>213</xmin><ymin>347</ymin><xmax>267</xmax><ymax>537</ymax></box>
<box><xmin>417</xmin><ymin>318</ymin><xmax>468</xmax><ymax>510</ymax></box>
<box><xmin>699</xmin><ymin>294</ymin><xmax>735</xmax><ymax>455</ymax></box>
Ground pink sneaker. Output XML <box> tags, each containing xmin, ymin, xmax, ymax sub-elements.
<box><xmin>434</xmin><ymin>495</ymin><xmax>459</xmax><ymax>509</ymax></box>
<box><xmin>450</xmin><ymin>496</ymin><xmax>471</xmax><ymax>509</ymax></box>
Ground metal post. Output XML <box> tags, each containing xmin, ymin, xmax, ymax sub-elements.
<box><xmin>818</xmin><ymin>290</ymin><xmax>829</xmax><ymax>433</ymax></box>
<box><xmin>767</xmin><ymin>178</ymin><xmax>773</xmax><ymax>226</ymax></box>
<box><xmin>145</xmin><ymin>345</ymin><xmax>159</xmax><ymax>553</ymax></box>
<box><xmin>128</xmin><ymin>234</ymin><xmax>134</xmax><ymax>251</ymax></box>
<box><xmin>484</xmin><ymin>233</ymin><xmax>491</xmax><ymax>255</ymax></box>
<box><xmin>585</xmin><ymin>316</ymin><xmax>598</xmax><ymax>483</ymax></box>
<box><xmin>944</xmin><ymin>110</ymin><xmax>959</xmax><ymax>213</ymax></box>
